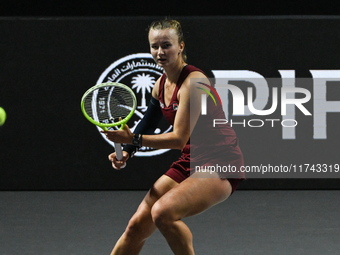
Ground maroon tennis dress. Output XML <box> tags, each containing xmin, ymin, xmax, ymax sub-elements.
<box><xmin>158</xmin><ymin>65</ymin><xmax>245</xmax><ymax>193</ymax></box>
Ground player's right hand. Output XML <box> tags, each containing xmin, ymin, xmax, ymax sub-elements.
<box><xmin>108</xmin><ymin>151</ymin><xmax>129</xmax><ymax>170</ymax></box>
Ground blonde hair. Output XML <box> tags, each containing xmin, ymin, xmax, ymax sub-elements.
<box><xmin>149</xmin><ymin>19</ymin><xmax>187</xmax><ymax>62</ymax></box>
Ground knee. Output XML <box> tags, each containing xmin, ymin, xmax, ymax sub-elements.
<box><xmin>124</xmin><ymin>214</ymin><xmax>145</xmax><ymax>240</ymax></box>
<box><xmin>151</xmin><ymin>202</ymin><xmax>174</xmax><ymax>230</ymax></box>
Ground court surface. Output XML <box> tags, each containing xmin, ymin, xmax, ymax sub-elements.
<box><xmin>1</xmin><ymin>190</ymin><xmax>339</xmax><ymax>255</ymax></box>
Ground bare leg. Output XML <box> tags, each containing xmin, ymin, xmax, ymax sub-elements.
<box><xmin>151</xmin><ymin>172</ymin><xmax>232</xmax><ymax>255</ymax></box>
<box><xmin>110</xmin><ymin>175</ymin><xmax>178</xmax><ymax>255</ymax></box>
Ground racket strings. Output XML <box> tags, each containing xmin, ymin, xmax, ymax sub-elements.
<box><xmin>83</xmin><ymin>86</ymin><xmax>135</xmax><ymax>124</ymax></box>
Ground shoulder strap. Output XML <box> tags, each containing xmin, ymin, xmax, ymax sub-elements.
<box><xmin>158</xmin><ymin>73</ymin><xmax>167</xmax><ymax>103</ymax></box>
<box><xmin>174</xmin><ymin>65</ymin><xmax>205</xmax><ymax>94</ymax></box>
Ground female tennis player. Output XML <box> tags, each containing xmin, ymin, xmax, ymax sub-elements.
<box><xmin>103</xmin><ymin>19</ymin><xmax>245</xmax><ymax>255</ymax></box>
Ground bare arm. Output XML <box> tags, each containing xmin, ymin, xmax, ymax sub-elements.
<box><xmin>102</xmin><ymin>72</ymin><xmax>209</xmax><ymax>150</ymax></box>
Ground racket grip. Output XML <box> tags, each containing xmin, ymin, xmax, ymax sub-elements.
<box><xmin>114</xmin><ymin>142</ymin><xmax>126</xmax><ymax>169</ymax></box>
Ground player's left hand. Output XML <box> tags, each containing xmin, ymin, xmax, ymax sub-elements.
<box><xmin>101</xmin><ymin>124</ymin><xmax>134</xmax><ymax>144</ymax></box>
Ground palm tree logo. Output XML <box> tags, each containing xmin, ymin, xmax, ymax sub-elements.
<box><xmin>131</xmin><ymin>73</ymin><xmax>155</xmax><ymax>112</ymax></box>
<box><xmin>96</xmin><ymin>53</ymin><xmax>172</xmax><ymax>156</ymax></box>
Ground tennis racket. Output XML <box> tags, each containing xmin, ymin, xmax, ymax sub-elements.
<box><xmin>81</xmin><ymin>82</ymin><xmax>137</xmax><ymax>168</ymax></box>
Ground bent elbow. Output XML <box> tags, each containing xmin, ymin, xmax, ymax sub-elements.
<box><xmin>171</xmin><ymin>132</ymin><xmax>189</xmax><ymax>150</ymax></box>
<box><xmin>175</xmin><ymin>139</ymin><xmax>188</xmax><ymax>150</ymax></box>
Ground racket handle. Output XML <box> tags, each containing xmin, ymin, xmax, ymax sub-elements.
<box><xmin>114</xmin><ymin>142</ymin><xmax>126</xmax><ymax>169</ymax></box>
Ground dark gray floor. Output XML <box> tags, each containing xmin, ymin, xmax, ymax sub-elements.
<box><xmin>1</xmin><ymin>190</ymin><xmax>339</xmax><ymax>255</ymax></box>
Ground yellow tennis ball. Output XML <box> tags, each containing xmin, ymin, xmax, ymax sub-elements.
<box><xmin>0</xmin><ymin>107</ymin><xmax>7</xmax><ymax>126</ymax></box>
